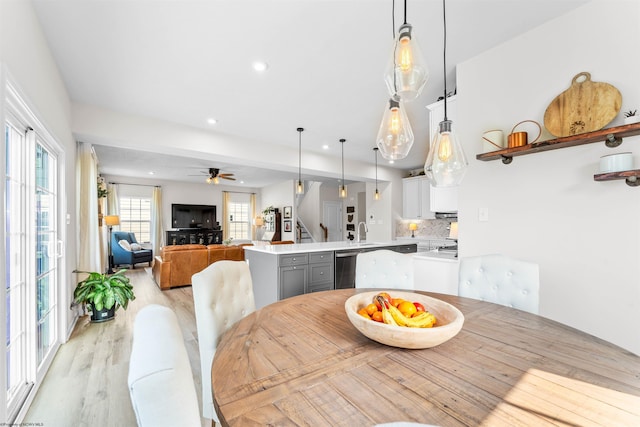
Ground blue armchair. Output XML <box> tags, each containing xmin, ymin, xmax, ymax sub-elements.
<box><xmin>111</xmin><ymin>231</ymin><xmax>153</xmax><ymax>269</ymax></box>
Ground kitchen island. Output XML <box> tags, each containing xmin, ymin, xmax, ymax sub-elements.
<box><xmin>244</xmin><ymin>241</ymin><xmax>417</xmax><ymax>309</ymax></box>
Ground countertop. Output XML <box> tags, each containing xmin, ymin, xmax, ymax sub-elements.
<box><xmin>413</xmin><ymin>250</ymin><xmax>459</xmax><ymax>262</ymax></box>
<box><xmin>243</xmin><ymin>240</ymin><xmax>416</xmax><ymax>255</ymax></box>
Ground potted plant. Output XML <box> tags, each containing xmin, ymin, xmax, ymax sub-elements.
<box><xmin>74</xmin><ymin>269</ymin><xmax>135</xmax><ymax>322</ymax></box>
<box><xmin>97</xmin><ymin>176</ymin><xmax>109</xmax><ymax>198</ymax></box>
<box><xmin>623</xmin><ymin>110</ymin><xmax>640</xmax><ymax>125</ymax></box>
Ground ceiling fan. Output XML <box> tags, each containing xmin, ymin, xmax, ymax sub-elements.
<box><xmin>204</xmin><ymin>168</ymin><xmax>235</xmax><ymax>184</ymax></box>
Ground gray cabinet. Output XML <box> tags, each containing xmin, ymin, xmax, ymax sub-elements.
<box><xmin>308</xmin><ymin>251</ymin><xmax>334</xmax><ymax>293</ymax></box>
<box><xmin>280</xmin><ymin>265</ymin><xmax>308</xmax><ymax>299</ymax></box>
<box><xmin>278</xmin><ymin>254</ymin><xmax>308</xmax><ymax>300</ymax></box>
<box><xmin>278</xmin><ymin>252</ymin><xmax>335</xmax><ymax>299</ymax></box>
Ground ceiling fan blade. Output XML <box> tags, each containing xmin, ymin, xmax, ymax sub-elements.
<box><xmin>220</xmin><ymin>176</ymin><xmax>236</xmax><ymax>180</ymax></box>
<box><xmin>219</xmin><ymin>173</ymin><xmax>235</xmax><ymax>178</ymax></box>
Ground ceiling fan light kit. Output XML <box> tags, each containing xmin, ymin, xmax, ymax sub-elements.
<box><xmin>205</xmin><ymin>167</ymin><xmax>235</xmax><ymax>185</ymax></box>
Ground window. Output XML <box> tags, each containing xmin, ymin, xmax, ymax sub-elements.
<box><xmin>227</xmin><ymin>201</ymin><xmax>250</xmax><ymax>240</ymax></box>
<box><xmin>222</xmin><ymin>192</ymin><xmax>256</xmax><ymax>241</ymax></box>
<box><xmin>119</xmin><ymin>197</ymin><xmax>151</xmax><ymax>242</ymax></box>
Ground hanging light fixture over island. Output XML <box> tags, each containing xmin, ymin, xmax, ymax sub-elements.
<box><xmin>383</xmin><ymin>0</ymin><xmax>429</xmax><ymax>101</ymax></box>
<box><xmin>424</xmin><ymin>0</ymin><xmax>467</xmax><ymax>187</ymax></box>
<box><xmin>376</xmin><ymin>95</ymin><xmax>414</xmax><ymax>161</ymax></box>
<box><xmin>339</xmin><ymin>138</ymin><xmax>347</xmax><ymax>199</ymax></box>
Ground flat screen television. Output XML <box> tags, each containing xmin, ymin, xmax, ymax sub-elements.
<box><xmin>171</xmin><ymin>204</ymin><xmax>216</xmax><ymax>229</ymax></box>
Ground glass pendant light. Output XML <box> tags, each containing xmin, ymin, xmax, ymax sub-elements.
<box><xmin>424</xmin><ymin>0</ymin><xmax>467</xmax><ymax>187</ymax></box>
<box><xmin>376</xmin><ymin>95</ymin><xmax>414</xmax><ymax>160</ymax></box>
<box><xmin>373</xmin><ymin>147</ymin><xmax>381</xmax><ymax>200</ymax></box>
<box><xmin>296</xmin><ymin>127</ymin><xmax>304</xmax><ymax>194</ymax></box>
<box><xmin>339</xmin><ymin>138</ymin><xmax>347</xmax><ymax>199</ymax></box>
<box><xmin>384</xmin><ymin>0</ymin><xmax>429</xmax><ymax>101</ymax></box>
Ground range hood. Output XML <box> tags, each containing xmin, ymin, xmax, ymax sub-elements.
<box><xmin>435</xmin><ymin>212</ymin><xmax>458</xmax><ymax>219</ymax></box>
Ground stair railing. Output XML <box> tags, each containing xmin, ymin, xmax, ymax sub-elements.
<box><xmin>319</xmin><ymin>223</ymin><xmax>328</xmax><ymax>242</ymax></box>
<box><xmin>296</xmin><ymin>217</ymin><xmax>316</xmax><ymax>243</ymax></box>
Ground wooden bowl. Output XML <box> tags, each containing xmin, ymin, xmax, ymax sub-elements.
<box><xmin>345</xmin><ymin>290</ymin><xmax>464</xmax><ymax>349</ymax></box>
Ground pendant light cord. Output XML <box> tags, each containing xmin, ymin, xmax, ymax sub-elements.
<box><xmin>443</xmin><ymin>0</ymin><xmax>448</xmax><ymax>121</ymax></box>
<box><xmin>391</xmin><ymin>0</ymin><xmax>398</xmax><ymax>95</ymax></box>
<box><xmin>391</xmin><ymin>0</ymin><xmax>396</xmax><ymax>38</ymax></box>
<box><xmin>374</xmin><ymin>148</ymin><xmax>379</xmax><ymax>189</ymax></box>
<box><xmin>341</xmin><ymin>139</ymin><xmax>345</xmax><ymax>186</ymax></box>
<box><xmin>403</xmin><ymin>0</ymin><xmax>407</xmax><ymax>25</ymax></box>
<box><xmin>297</xmin><ymin>128</ymin><xmax>303</xmax><ymax>183</ymax></box>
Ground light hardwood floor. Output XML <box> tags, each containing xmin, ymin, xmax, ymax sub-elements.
<box><xmin>23</xmin><ymin>268</ymin><xmax>208</xmax><ymax>427</ymax></box>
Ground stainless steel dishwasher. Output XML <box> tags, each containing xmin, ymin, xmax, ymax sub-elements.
<box><xmin>334</xmin><ymin>244</ymin><xmax>418</xmax><ymax>289</ymax></box>
<box><xmin>334</xmin><ymin>250</ymin><xmax>362</xmax><ymax>289</ymax></box>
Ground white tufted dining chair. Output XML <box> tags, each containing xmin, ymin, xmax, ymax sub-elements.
<box><xmin>458</xmin><ymin>254</ymin><xmax>540</xmax><ymax>314</ymax></box>
<box><xmin>191</xmin><ymin>260</ymin><xmax>256</xmax><ymax>423</ymax></box>
<box><xmin>355</xmin><ymin>249</ymin><xmax>414</xmax><ymax>289</ymax></box>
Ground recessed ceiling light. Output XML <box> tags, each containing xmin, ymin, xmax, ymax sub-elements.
<box><xmin>322</xmin><ymin>144</ymin><xmax>329</xmax><ymax>150</ymax></box>
<box><xmin>252</xmin><ymin>61</ymin><xmax>269</xmax><ymax>72</ymax></box>
<box><xmin>388</xmin><ymin>160</ymin><xmax>394</xmax><ymax>164</ymax></box>
<box><xmin>240</xmin><ymin>180</ymin><xmax>245</xmax><ymax>184</ymax></box>
<box><xmin>207</xmin><ymin>118</ymin><xmax>217</xmax><ymax>125</ymax></box>
<box><xmin>148</xmin><ymin>171</ymin><xmax>155</xmax><ymax>175</ymax></box>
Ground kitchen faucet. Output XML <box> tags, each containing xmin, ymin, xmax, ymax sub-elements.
<box><xmin>356</xmin><ymin>221</ymin><xmax>368</xmax><ymax>243</ymax></box>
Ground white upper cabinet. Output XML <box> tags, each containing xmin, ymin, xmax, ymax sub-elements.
<box><xmin>402</xmin><ymin>176</ymin><xmax>435</xmax><ymax>219</ymax></box>
<box><xmin>426</xmin><ymin>95</ymin><xmax>459</xmax><ymax>213</ymax></box>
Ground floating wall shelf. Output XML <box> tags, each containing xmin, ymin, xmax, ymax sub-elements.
<box><xmin>593</xmin><ymin>169</ymin><xmax>640</xmax><ymax>187</ymax></box>
<box><xmin>476</xmin><ymin>122</ymin><xmax>640</xmax><ymax>164</ymax></box>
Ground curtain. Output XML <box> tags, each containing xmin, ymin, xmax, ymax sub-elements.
<box><xmin>76</xmin><ymin>142</ymin><xmax>101</xmax><ymax>272</ymax></box>
<box><xmin>250</xmin><ymin>193</ymin><xmax>256</xmax><ymax>240</ymax></box>
<box><xmin>222</xmin><ymin>191</ymin><xmax>230</xmax><ymax>241</ymax></box>
<box><xmin>106</xmin><ymin>182</ymin><xmax>119</xmax><ymax>215</ymax></box>
<box><xmin>151</xmin><ymin>186</ymin><xmax>163</xmax><ymax>258</ymax></box>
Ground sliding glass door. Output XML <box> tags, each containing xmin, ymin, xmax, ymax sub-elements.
<box><xmin>5</xmin><ymin>120</ymin><xmax>31</xmax><ymax>419</ymax></box>
<box><xmin>35</xmin><ymin>142</ymin><xmax>58</xmax><ymax>366</ymax></box>
<box><xmin>4</xmin><ymin>85</ymin><xmax>62</xmax><ymax>422</ymax></box>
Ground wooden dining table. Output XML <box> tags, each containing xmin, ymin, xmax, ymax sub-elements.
<box><xmin>211</xmin><ymin>289</ymin><xmax>640</xmax><ymax>426</ymax></box>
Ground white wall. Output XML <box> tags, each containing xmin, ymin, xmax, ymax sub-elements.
<box><xmin>1</xmin><ymin>1</ymin><xmax>77</xmax><ymax>337</ymax></box>
<box><xmin>297</xmin><ymin>181</ymin><xmax>322</xmax><ymax>241</ymax></box>
<box><xmin>366</xmin><ymin>180</ymin><xmax>397</xmax><ymax>242</ymax></box>
<box><xmin>103</xmin><ymin>174</ymin><xmax>261</xmax><ymax>238</ymax></box>
<box><xmin>261</xmin><ymin>180</ymin><xmax>296</xmax><ymax>241</ymax></box>
<box><xmin>457</xmin><ymin>0</ymin><xmax>640</xmax><ymax>354</ymax></box>
<box><xmin>1</xmin><ymin>0</ymin><xmax>77</xmax><ymax>421</ymax></box>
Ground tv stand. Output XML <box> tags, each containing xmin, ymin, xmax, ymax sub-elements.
<box><xmin>166</xmin><ymin>228</ymin><xmax>222</xmax><ymax>246</ymax></box>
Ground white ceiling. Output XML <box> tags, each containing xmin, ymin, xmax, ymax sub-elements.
<box><xmin>33</xmin><ymin>0</ymin><xmax>588</xmax><ymax>187</ymax></box>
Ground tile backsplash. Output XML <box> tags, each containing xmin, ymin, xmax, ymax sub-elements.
<box><xmin>396</xmin><ymin>219</ymin><xmax>453</xmax><ymax>239</ymax></box>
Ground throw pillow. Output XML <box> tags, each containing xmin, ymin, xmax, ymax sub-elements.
<box><xmin>130</xmin><ymin>243</ymin><xmax>142</xmax><ymax>251</ymax></box>
<box><xmin>118</xmin><ymin>239</ymin><xmax>131</xmax><ymax>251</ymax></box>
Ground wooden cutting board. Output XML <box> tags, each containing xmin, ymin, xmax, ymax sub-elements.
<box><xmin>544</xmin><ymin>72</ymin><xmax>621</xmax><ymax>137</ymax></box>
